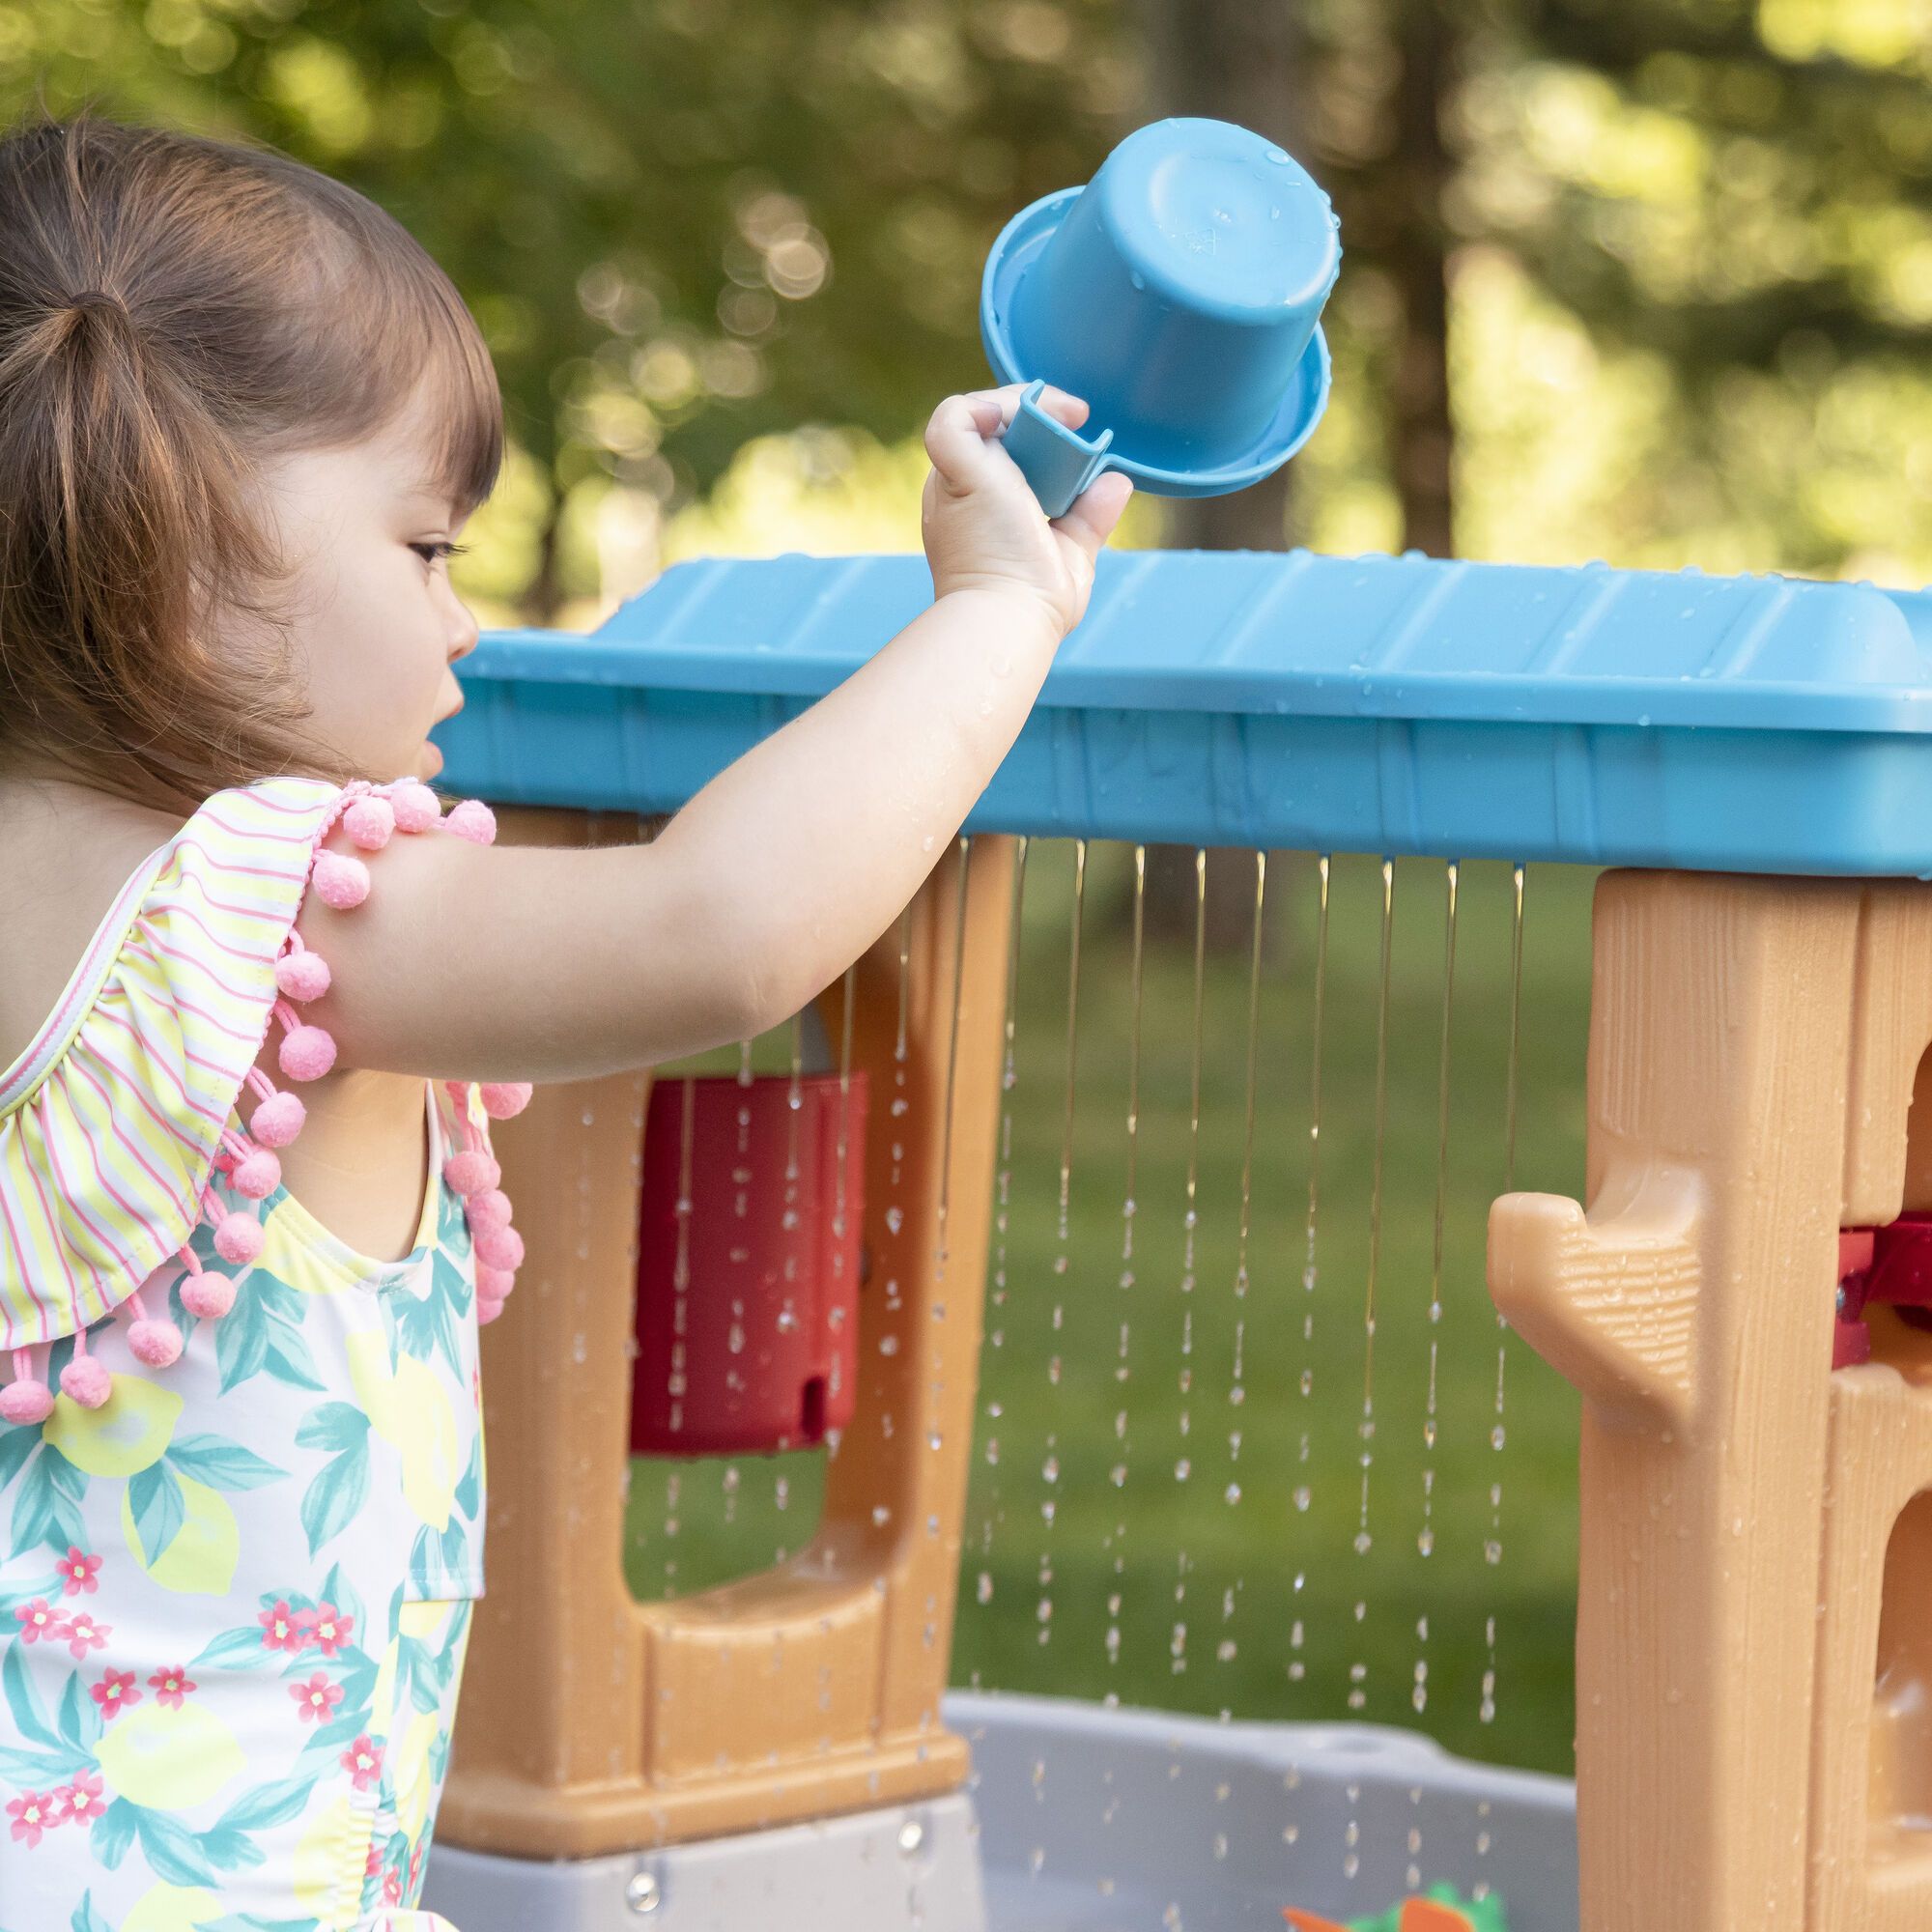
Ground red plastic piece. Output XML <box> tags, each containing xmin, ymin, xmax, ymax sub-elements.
<box><xmin>1859</xmin><ymin>1213</ymin><xmax>1932</xmax><ymax>1309</ymax></box>
<box><xmin>631</xmin><ymin>1071</ymin><xmax>867</xmax><ymax>1458</ymax></box>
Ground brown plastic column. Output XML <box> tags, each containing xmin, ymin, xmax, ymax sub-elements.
<box><xmin>1490</xmin><ymin>873</ymin><xmax>1932</xmax><ymax>1932</ymax></box>
<box><xmin>440</xmin><ymin>810</ymin><xmax>1014</xmax><ymax>1854</ymax></box>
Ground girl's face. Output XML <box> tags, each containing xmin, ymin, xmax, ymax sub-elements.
<box><xmin>247</xmin><ymin>390</ymin><xmax>481</xmax><ymax>783</ymax></box>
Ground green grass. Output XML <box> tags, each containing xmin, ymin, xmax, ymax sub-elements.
<box><xmin>623</xmin><ymin>848</ymin><xmax>1593</xmax><ymax>1779</ymax></box>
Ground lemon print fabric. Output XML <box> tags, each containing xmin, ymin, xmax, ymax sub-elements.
<box><xmin>0</xmin><ymin>1078</ymin><xmax>488</xmax><ymax>1929</ymax></box>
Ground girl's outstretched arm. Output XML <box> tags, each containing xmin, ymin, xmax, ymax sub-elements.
<box><xmin>303</xmin><ymin>384</ymin><xmax>1133</xmax><ymax>1084</ymax></box>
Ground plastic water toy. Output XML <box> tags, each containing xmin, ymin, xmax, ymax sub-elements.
<box><xmin>981</xmin><ymin>117</ymin><xmax>1340</xmax><ymax>515</ymax></box>
<box><xmin>413</xmin><ymin>547</ymin><xmax>1932</xmax><ymax>1932</ymax></box>
<box><xmin>629</xmin><ymin>1066</ymin><xmax>866</xmax><ymax>1456</ymax></box>
<box><xmin>1286</xmin><ymin>1884</ymin><xmax>1511</xmax><ymax>1932</ymax></box>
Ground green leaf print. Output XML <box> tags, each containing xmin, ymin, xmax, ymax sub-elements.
<box><xmin>260</xmin><ymin>1314</ymin><xmax>326</xmax><ymax>1393</ymax></box>
<box><xmin>133</xmin><ymin>1804</ymin><xmax>219</xmax><ymax>1886</ymax></box>
<box><xmin>0</xmin><ymin>1741</ymin><xmax>91</xmax><ymax>1784</ymax></box>
<box><xmin>215</xmin><ymin>1773</ymin><xmax>316</xmax><ymax>1833</ymax></box>
<box><xmin>189</xmin><ymin>1625</ymin><xmax>268</xmax><ymax>1672</ymax></box>
<box><xmin>320</xmin><ymin>1561</ymin><xmax>366</xmax><ymax>1644</ymax></box>
<box><xmin>57</xmin><ymin>1667</ymin><xmax>103</xmax><ymax>1751</ymax></box>
<box><xmin>70</xmin><ymin>1893</ymin><xmax>112</xmax><ymax>1932</ymax></box>
<box><xmin>433</xmin><ymin>1241</ymin><xmax>474</xmax><ymax>1317</ymax></box>
<box><xmin>9</xmin><ymin>1443</ymin><xmax>84</xmax><ymax>1557</ymax></box>
<box><xmin>294</xmin><ymin>1404</ymin><xmax>369</xmax><ymax>1456</ymax></box>
<box><xmin>454</xmin><ymin>1433</ymin><xmax>482</xmax><ymax>1520</ymax></box>
<box><xmin>128</xmin><ymin>1461</ymin><xmax>187</xmax><ymax>1565</ymax></box>
<box><xmin>0</xmin><ymin>1570</ymin><xmax>63</xmax><ymax>1618</ymax></box>
<box><xmin>0</xmin><ymin>1418</ymin><xmax>40</xmax><ymax>1489</ymax></box>
<box><xmin>91</xmin><ymin>1798</ymin><xmax>136</xmax><ymax>1868</ymax></box>
<box><xmin>3</xmin><ymin>1637</ymin><xmax>61</xmax><ymax>1747</ymax></box>
<box><xmin>165</xmin><ymin>1435</ymin><xmax>289</xmax><ymax>1492</ymax></box>
<box><xmin>200</xmin><ymin>1824</ymin><xmax>269</xmax><ymax>1872</ymax></box>
<box><xmin>215</xmin><ymin>1290</ymin><xmax>271</xmax><ymax>1392</ymax></box>
<box><xmin>299</xmin><ymin>1436</ymin><xmax>370</xmax><ymax>1558</ymax></box>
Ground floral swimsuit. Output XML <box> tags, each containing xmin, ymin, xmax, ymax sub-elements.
<box><xmin>0</xmin><ymin>777</ymin><xmax>528</xmax><ymax>1932</ymax></box>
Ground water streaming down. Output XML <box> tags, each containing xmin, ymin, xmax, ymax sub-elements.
<box><xmin>1216</xmin><ymin>852</ymin><xmax>1266</xmax><ymax>1692</ymax></box>
<box><xmin>1039</xmin><ymin>840</ymin><xmax>1089</xmax><ymax>1648</ymax></box>
<box><xmin>1481</xmin><ymin>866</ymin><xmax>1529</xmax><ymax>1732</ymax></box>
<box><xmin>973</xmin><ymin>840</ymin><xmax>1031</xmax><ymax>1643</ymax></box>
<box><xmin>1108</xmin><ymin>847</ymin><xmax>1149</xmax><ymax>1688</ymax></box>
<box><xmin>1412</xmin><ymin>864</ymin><xmax>1460</xmax><ymax>1716</ymax></box>
<box><xmin>1163</xmin><ymin>852</ymin><xmax>1211</xmax><ymax>1678</ymax></box>
<box><xmin>1291</xmin><ymin>856</ymin><xmax>1332</xmax><ymax>1690</ymax></box>
<box><xmin>1349</xmin><ymin>861</ymin><xmax>1397</xmax><ymax>1715</ymax></box>
<box><xmin>600</xmin><ymin>836</ymin><xmax>1584</xmax><ymax>1901</ymax></box>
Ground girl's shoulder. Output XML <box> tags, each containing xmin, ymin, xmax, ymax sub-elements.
<box><xmin>0</xmin><ymin>775</ymin><xmax>511</xmax><ymax>1411</ymax></box>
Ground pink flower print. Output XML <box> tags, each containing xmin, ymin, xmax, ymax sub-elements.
<box><xmin>147</xmin><ymin>1666</ymin><xmax>195</xmax><ymax>1711</ymax></box>
<box><xmin>384</xmin><ymin>1870</ymin><xmax>404</xmax><ymax>1906</ymax></box>
<box><xmin>53</xmin><ymin>1548</ymin><xmax>100</xmax><ymax>1598</ymax></box>
<box><xmin>305</xmin><ymin>1603</ymin><xmax>354</xmax><ymax>1659</ymax></box>
<box><xmin>6</xmin><ymin>1790</ymin><xmax>58</xmax><ymax>1847</ymax></box>
<box><xmin>365</xmin><ymin>1839</ymin><xmax>385</xmax><ymax>1879</ymax></box>
<box><xmin>60</xmin><ymin>1612</ymin><xmax>107</xmax><ymax>1661</ymax></box>
<box><xmin>410</xmin><ymin>1840</ymin><xmax>424</xmax><ymax>1889</ymax></box>
<box><xmin>56</xmin><ymin>1773</ymin><xmax>105</xmax><ymax>1825</ymax></box>
<box><xmin>340</xmin><ymin>1734</ymin><xmax>384</xmax><ymax>1792</ymax></box>
<box><xmin>259</xmin><ymin>1600</ymin><xmax>311</xmax><ymax>1654</ymax></box>
<box><xmin>12</xmin><ymin>1598</ymin><xmax>64</xmax><ymax>1645</ymax></box>
<box><xmin>290</xmin><ymin>1672</ymin><xmax>344</xmax><ymax>1723</ymax></box>
<box><xmin>90</xmin><ymin>1667</ymin><xmax>140</xmax><ymax>1719</ymax></box>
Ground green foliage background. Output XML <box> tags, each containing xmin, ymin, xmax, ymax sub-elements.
<box><xmin>14</xmin><ymin>0</ymin><xmax>1926</xmax><ymax>1783</ymax></box>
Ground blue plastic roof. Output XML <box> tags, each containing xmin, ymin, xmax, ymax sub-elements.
<box><xmin>439</xmin><ymin>551</ymin><xmax>1932</xmax><ymax>875</ymax></box>
<box><xmin>488</xmin><ymin>550</ymin><xmax>1932</xmax><ymax>733</ymax></box>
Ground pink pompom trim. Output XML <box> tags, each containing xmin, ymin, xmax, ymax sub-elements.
<box><xmin>279</xmin><ymin>1025</ymin><xmax>337</xmax><ymax>1082</ymax></box>
<box><xmin>442</xmin><ymin>1150</ymin><xmax>500</xmax><ymax>1196</ymax></box>
<box><xmin>342</xmin><ymin>796</ymin><xmax>396</xmax><ymax>851</ymax></box>
<box><xmin>275</xmin><ymin>951</ymin><xmax>331</xmax><ymax>1002</ymax></box>
<box><xmin>251</xmin><ymin>1091</ymin><xmax>306</xmax><ymax>1149</ymax></box>
<box><xmin>311</xmin><ymin>851</ymin><xmax>371</xmax><ymax>911</ymax></box>
<box><xmin>60</xmin><ymin>1355</ymin><xmax>111</xmax><ymax>1409</ymax></box>
<box><xmin>182</xmin><ymin>1272</ymin><xmax>237</xmax><ymax>1321</ymax></box>
<box><xmin>444</xmin><ymin>799</ymin><xmax>497</xmax><ymax>845</ymax></box>
<box><xmin>478</xmin><ymin>1082</ymin><xmax>532</xmax><ymax>1120</ymax></box>
<box><xmin>213</xmin><ymin>1212</ymin><xmax>265</xmax><ymax>1266</ymax></box>
<box><xmin>475</xmin><ymin>1225</ymin><xmax>525</xmax><ymax>1272</ymax></box>
<box><xmin>465</xmin><ymin>1188</ymin><xmax>513</xmax><ymax>1234</ymax></box>
<box><xmin>477</xmin><ymin>1293</ymin><xmax>508</xmax><ymax>1326</ymax></box>
<box><xmin>0</xmin><ymin>1378</ymin><xmax>53</xmax><ymax>1426</ymax></box>
<box><xmin>390</xmin><ymin>781</ymin><xmax>441</xmax><ymax>833</ymax></box>
<box><xmin>128</xmin><ymin>1320</ymin><xmax>185</xmax><ymax>1369</ymax></box>
<box><xmin>232</xmin><ymin>1148</ymin><xmax>282</xmax><ymax>1201</ymax></box>
<box><xmin>476</xmin><ymin>1264</ymin><xmax>517</xmax><ymax>1300</ymax></box>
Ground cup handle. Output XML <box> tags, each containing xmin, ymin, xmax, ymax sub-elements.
<box><xmin>1000</xmin><ymin>380</ymin><xmax>1116</xmax><ymax>517</ymax></box>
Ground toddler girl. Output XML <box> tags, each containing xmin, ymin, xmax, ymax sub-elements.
<box><xmin>0</xmin><ymin>119</ymin><xmax>1129</xmax><ymax>1930</ymax></box>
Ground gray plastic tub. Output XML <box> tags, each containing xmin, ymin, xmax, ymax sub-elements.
<box><xmin>423</xmin><ymin>1693</ymin><xmax>1577</xmax><ymax>1931</ymax></box>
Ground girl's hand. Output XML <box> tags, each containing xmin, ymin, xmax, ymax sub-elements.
<box><xmin>921</xmin><ymin>384</ymin><xmax>1134</xmax><ymax>637</ymax></box>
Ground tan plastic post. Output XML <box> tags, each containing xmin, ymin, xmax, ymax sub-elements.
<box><xmin>1490</xmin><ymin>873</ymin><xmax>1932</xmax><ymax>1932</ymax></box>
<box><xmin>440</xmin><ymin>811</ymin><xmax>1014</xmax><ymax>1855</ymax></box>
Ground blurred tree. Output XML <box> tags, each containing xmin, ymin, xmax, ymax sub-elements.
<box><xmin>1461</xmin><ymin>0</ymin><xmax>1932</xmax><ymax>577</ymax></box>
<box><xmin>6</xmin><ymin>0</ymin><xmax>1140</xmax><ymax>611</ymax></box>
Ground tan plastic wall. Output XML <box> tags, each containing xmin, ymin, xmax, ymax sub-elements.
<box><xmin>440</xmin><ymin>808</ymin><xmax>1015</xmax><ymax>1854</ymax></box>
<box><xmin>1491</xmin><ymin>871</ymin><xmax>1932</xmax><ymax>1932</ymax></box>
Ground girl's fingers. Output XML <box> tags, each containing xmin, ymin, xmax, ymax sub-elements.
<box><xmin>1051</xmin><ymin>471</ymin><xmax>1134</xmax><ymax>559</ymax></box>
<box><xmin>923</xmin><ymin>393</ymin><xmax>1003</xmax><ymax>492</ymax></box>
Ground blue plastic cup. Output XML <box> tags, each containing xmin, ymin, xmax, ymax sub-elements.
<box><xmin>982</xmin><ymin>117</ymin><xmax>1340</xmax><ymax>515</ymax></box>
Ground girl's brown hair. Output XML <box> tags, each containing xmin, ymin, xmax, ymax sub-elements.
<box><xmin>0</xmin><ymin>118</ymin><xmax>501</xmax><ymax>812</ymax></box>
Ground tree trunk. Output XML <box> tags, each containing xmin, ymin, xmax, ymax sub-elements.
<box><xmin>1391</xmin><ymin>0</ymin><xmax>1455</xmax><ymax>557</ymax></box>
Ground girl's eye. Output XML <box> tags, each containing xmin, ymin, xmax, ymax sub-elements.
<box><xmin>410</xmin><ymin>540</ymin><xmax>467</xmax><ymax>568</ymax></box>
